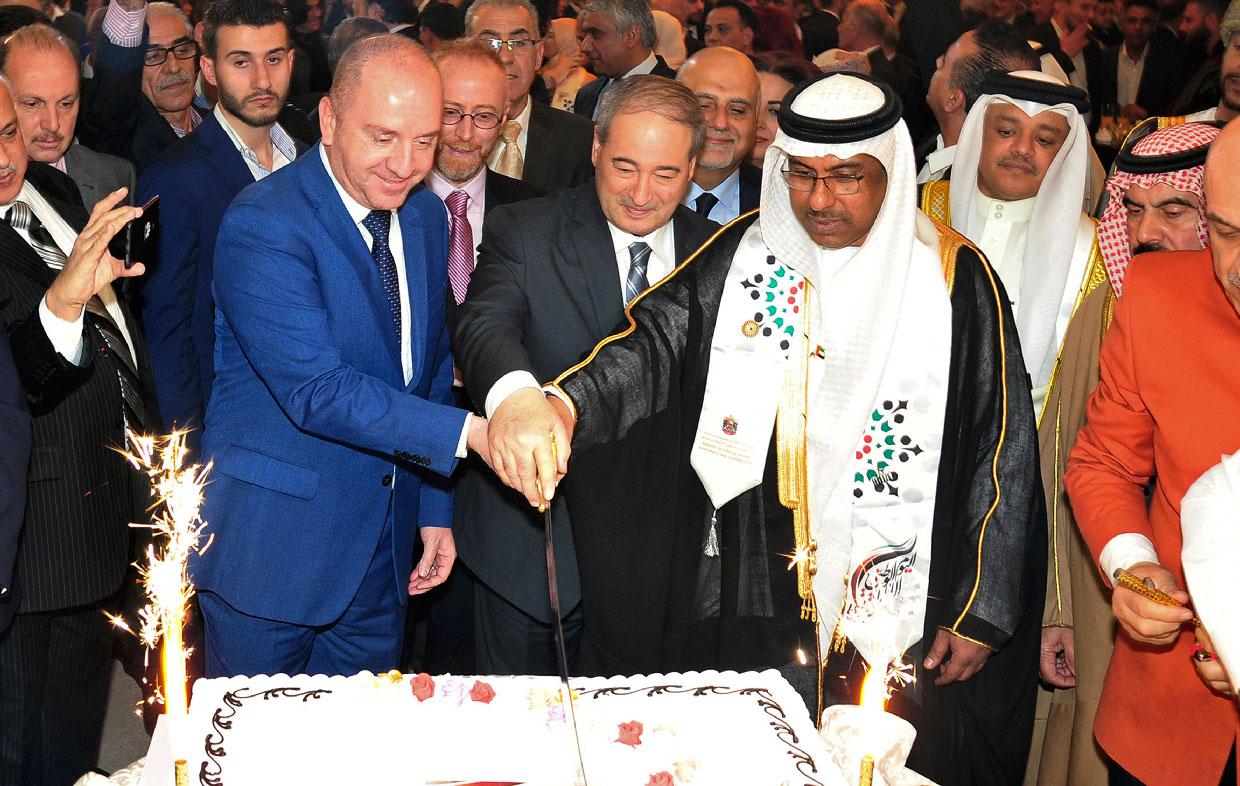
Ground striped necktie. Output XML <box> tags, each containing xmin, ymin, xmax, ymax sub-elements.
<box><xmin>445</xmin><ymin>190</ymin><xmax>473</xmax><ymax>305</ymax></box>
<box><xmin>5</xmin><ymin>201</ymin><xmax>147</xmax><ymax>434</ymax></box>
<box><xmin>625</xmin><ymin>241</ymin><xmax>652</xmax><ymax>305</ymax></box>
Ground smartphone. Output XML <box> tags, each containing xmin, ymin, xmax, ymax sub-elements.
<box><xmin>109</xmin><ymin>195</ymin><xmax>160</xmax><ymax>269</ymax></box>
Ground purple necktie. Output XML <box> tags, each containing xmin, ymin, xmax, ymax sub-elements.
<box><xmin>445</xmin><ymin>190</ymin><xmax>474</xmax><ymax>305</ymax></box>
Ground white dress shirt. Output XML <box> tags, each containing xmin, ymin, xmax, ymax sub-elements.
<box><xmin>1052</xmin><ymin>18</ymin><xmax>1089</xmax><ymax>94</ymax></box>
<box><xmin>487</xmin><ymin>98</ymin><xmax>532</xmax><ymax>176</ymax></box>
<box><xmin>427</xmin><ymin>167</ymin><xmax>486</xmax><ymax>265</ymax></box>
<box><xmin>318</xmin><ymin>147</ymin><xmax>471</xmax><ymax>456</ymax></box>
<box><xmin>1116</xmin><ymin>43</ymin><xmax>1148</xmax><ymax>108</ymax></box>
<box><xmin>972</xmin><ymin>193</ymin><xmax>1034</xmax><ymax>315</ymax></box>
<box><xmin>484</xmin><ymin>215</ymin><xmax>678</xmax><ymax>418</ymax></box>
<box><xmin>916</xmin><ymin>134</ymin><xmax>956</xmax><ymax>184</ymax></box>
<box><xmin>4</xmin><ymin>181</ymin><xmax>136</xmax><ymax>365</ymax></box>
<box><xmin>684</xmin><ymin>167</ymin><xmax>743</xmax><ymax>225</ymax></box>
<box><xmin>214</xmin><ymin>105</ymin><xmax>298</xmax><ymax>180</ymax></box>
<box><xmin>1181</xmin><ymin>451</ymin><xmax>1240</xmax><ymax>694</ymax></box>
<box><xmin>590</xmin><ymin>52</ymin><xmax>660</xmax><ymax>119</ymax></box>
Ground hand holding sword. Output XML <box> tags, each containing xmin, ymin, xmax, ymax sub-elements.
<box><xmin>1111</xmin><ymin>564</ymin><xmax>1195</xmax><ymax>646</ymax></box>
<box><xmin>486</xmin><ymin>389</ymin><xmax>573</xmax><ymax>509</ymax></box>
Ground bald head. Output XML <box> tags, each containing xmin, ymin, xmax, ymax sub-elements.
<box><xmin>676</xmin><ymin>46</ymin><xmax>759</xmax><ymax>188</ymax></box>
<box><xmin>320</xmin><ymin>34</ymin><xmax>443</xmax><ymax>211</ymax></box>
<box><xmin>1205</xmin><ymin>120</ymin><xmax>1240</xmax><ymax>317</ymax></box>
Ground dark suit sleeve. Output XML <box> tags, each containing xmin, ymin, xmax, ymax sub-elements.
<box><xmin>452</xmin><ymin>207</ymin><xmax>539</xmax><ymax>409</ymax></box>
<box><xmin>213</xmin><ymin>197</ymin><xmax>467</xmax><ymax>477</ymax></box>
<box><xmin>5</xmin><ymin>303</ymin><xmax>95</xmax><ymax>414</ymax></box>
<box><xmin>77</xmin><ymin>28</ymin><xmax>147</xmax><ymax>161</ymax></box>
<box><xmin>0</xmin><ymin>333</ymin><xmax>31</xmax><ymax>614</ymax></box>
<box><xmin>137</xmin><ymin>160</ymin><xmax>204</xmax><ymax>435</ymax></box>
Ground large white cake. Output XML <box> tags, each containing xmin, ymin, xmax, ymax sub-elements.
<box><xmin>152</xmin><ymin>670</ymin><xmax>843</xmax><ymax>786</ymax></box>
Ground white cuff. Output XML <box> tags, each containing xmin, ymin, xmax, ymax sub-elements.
<box><xmin>103</xmin><ymin>2</ymin><xmax>147</xmax><ymax>47</ymax></box>
<box><xmin>1099</xmin><ymin>533</ymin><xmax>1160</xmax><ymax>586</ymax></box>
<box><xmin>541</xmin><ymin>384</ymin><xmax>576</xmax><ymax>422</ymax></box>
<box><xmin>39</xmin><ymin>295</ymin><xmax>86</xmax><ymax>365</ymax></box>
<box><xmin>483</xmin><ymin>370</ymin><xmax>541</xmax><ymax>420</ymax></box>
<box><xmin>455</xmin><ymin>413</ymin><xmax>472</xmax><ymax>459</ymax></box>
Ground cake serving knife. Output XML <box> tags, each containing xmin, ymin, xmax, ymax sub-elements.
<box><xmin>539</xmin><ymin>435</ymin><xmax>589</xmax><ymax>786</ymax></box>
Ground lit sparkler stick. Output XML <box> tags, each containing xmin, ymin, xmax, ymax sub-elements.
<box><xmin>111</xmin><ymin>430</ymin><xmax>212</xmax><ymax>763</ymax></box>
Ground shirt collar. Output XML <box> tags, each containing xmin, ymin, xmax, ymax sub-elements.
<box><xmin>214</xmin><ymin>104</ymin><xmax>298</xmax><ymax>175</ymax></box>
<box><xmin>976</xmin><ymin>192</ymin><xmax>1037</xmax><ymax>223</ymax></box>
<box><xmin>319</xmin><ymin>144</ymin><xmax>373</xmax><ymax>226</ymax></box>
<box><xmin>623</xmin><ymin>51</ymin><xmax>659</xmax><ymax>78</ymax></box>
<box><xmin>427</xmin><ymin>166</ymin><xmax>487</xmax><ymax>207</ymax></box>
<box><xmin>924</xmin><ymin>140</ymin><xmax>955</xmax><ymax>178</ymax></box>
<box><xmin>685</xmin><ymin>166</ymin><xmax>742</xmax><ymax>210</ymax></box>
<box><xmin>608</xmin><ymin>216</ymin><xmax>675</xmax><ymax>267</ymax></box>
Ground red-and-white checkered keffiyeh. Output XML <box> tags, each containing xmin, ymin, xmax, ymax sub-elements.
<box><xmin>1098</xmin><ymin>122</ymin><xmax>1220</xmax><ymax>296</ymax></box>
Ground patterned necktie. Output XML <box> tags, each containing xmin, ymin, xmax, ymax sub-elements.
<box><xmin>445</xmin><ymin>190</ymin><xmax>474</xmax><ymax>305</ymax></box>
<box><xmin>625</xmin><ymin>241</ymin><xmax>652</xmax><ymax>305</ymax></box>
<box><xmin>361</xmin><ymin>209</ymin><xmax>402</xmax><ymax>339</ymax></box>
<box><xmin>5</xmin><ymin>201</ymin><xmax>147</xmax><ymax>433</ymax></box>
<box><xmin>494</xmin><ymin>121</ymin><xmax>524</xmax><ymax>179</ymax></box>
<box><xmin>694</xmin><ymin>191</ymin><xmax>720</xmax><ymax>219</ymax></box>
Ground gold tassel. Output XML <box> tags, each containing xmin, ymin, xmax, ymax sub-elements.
<box><xmin>777</xmin><ymin>283</ymin><xmax>817</xmax><ymax>615</ymax></box>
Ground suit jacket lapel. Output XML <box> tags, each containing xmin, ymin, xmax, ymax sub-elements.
<box><xmin>566</xmin><ymin>189</ymin><xmax>622</xmax><ymax>336</ymax></box>
<box><xmin>199</xmin><ymin>114</ymin><xmax>259</xmax><ymax>195</ymax></box>
<box><xmin>302</xmin><ymin>147</ymin><xmax>403</xmax><ymax>374</ymax></box>
<box><xmin>397</xmin><ymin>190</ymin><xmax>428</xmax><ymax>388</ymax></box>
<box><xmin>523</xmin><ymin>104</ymin><xmax>555</xmax><ymax>184</ymax></box>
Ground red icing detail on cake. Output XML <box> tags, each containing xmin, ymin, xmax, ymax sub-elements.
<box><xmin>410</xmin><ymin>673</ymin><xmax>435</xmax><ymax>702</ymax></box>
<box><xmin>470</xmin><ymin>680</ymin><xmax>496</xmax><ymax>704</ymax></box>
<box><xmin>645</xmin><ymin>772</ymin><xmax>674</xmax><ymax>786</ymax></box>
<box><xmin>617</xmin><ymin>720</ymin><xmax>644</xmax><ymax>747</ymax></box>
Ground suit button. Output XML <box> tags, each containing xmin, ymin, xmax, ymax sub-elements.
<box><xmin>418</xmin><ymin>456</ymin><xmax>430</xmax><ymax>466</ymax></box>
<box><xmin>381</xmin><ymin>474</ymin><xmax>392</xmax><ymax>487</ymax></box>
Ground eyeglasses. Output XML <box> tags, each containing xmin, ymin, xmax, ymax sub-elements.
<box><xmin>442</xmin><ymin>107</ymin><xmax>503</xmax><ymax>129</ymax></box>
<box><xmin>780</xmin><ymin>168</ymin><xmax>863</xmax><ymax>195</ymax></box>
<box><xmin>144</xmin><ymin>38</ymin><xmax>200</xmax><ymax>67</ymax></box>
<box><xmin>478</xmin><ymin>36</ymin><xmax>538</xmax><ymax>52</ymax></box>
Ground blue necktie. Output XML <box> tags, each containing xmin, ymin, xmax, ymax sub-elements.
<box><xmin>625</xmin><ymin>241</ymin><xmax>652</xmax><ymax>305</ymax></box>
<box><xmin>362</xmin><ymin>209</ymin><xmax>402</xmax><ymax>339</ymax></box>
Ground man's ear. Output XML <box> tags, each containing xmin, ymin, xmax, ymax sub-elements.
<box><xmin>201</xmin><ymin>55</ymin><xmax>218</xmax><ymax>88</ymax></box>
<box><xmin>590</xmin><ymin>130</ymin><xmax>601</xmax><ymax>166</ymax></box>
<box><xmin>320</xmin><ymin>94</ymin><xmax>336</xmax><ymax>145</ymax></box>
<box><xmin>945</xmin><ymin>87</ymin><xmax>966</xmax><ymax>116</ymax></box>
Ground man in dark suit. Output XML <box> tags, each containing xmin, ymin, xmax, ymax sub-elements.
<box><xmin>191</xmin><ymin>35</ymin><xmax>488</xmax><ymax>678</ymax></box>
<box><xmin>574</xmin><ymin>0</ymin><xmax>678</xmax><ymax>120</ymax></box>
<box><xmin>0</xmin><ymin>24</ymin><xmax>135</xmax><ymax>212</ymax></box>
<box><xmin>676</xmin><ymin>46</ymin><xmax>760</xmax><ymax>224</ymax></box>
<box><xmin>1091</xmin><ymin>0</ymin><xmax>1186</xmax><ymax>123</ymax></box>
<box><xmin>0</xmin><ymin>334</ymin><xmax>30</xmax><ymax>637</ymax></box>
<box><xmin>137</xmin><ymin>0</ymin><xmax>303</xmax><ymax>450</ymax></box>
<box><xmin>77</xmin><ymin>0</ymin><xmax>208</xmax><ymax>174</ymax></box>
<box><xmin>0</xmin><ymin>78</ymin><xmax>156</xmax><ymax>786</ymax></box>
<box><xmin>452</xmin><ymin>75</ymin><xmax>715</xmax><ymax>674</ymax></box>
<box><xmin>465</xmin><ymin>0</ymin><xmax>595</xmax><ymax>194</ymax></box>
<box><xmin>419</xmin><ymin>40</ymin><xmax>541</xmax><ymax>673</ymax></box>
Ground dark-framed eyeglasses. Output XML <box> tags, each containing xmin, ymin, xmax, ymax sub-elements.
<box><xmin>442</xmin><ymin>107</ymin><xmax>502</xmax><ymax>130</ymax></box>
<box><xmin>478</xmin><ymin>36</ymin><xmax>538</xmax><ymax>52</ymax></box>
<box><xmin>144</xmin><ymin>38</ymin><xmax>200</xmax><ymax>67</ymax></box>
<box><xmin>780</xmin><ymin>168</ymin><xmax>863</xmax><ymax>195</ymax></box>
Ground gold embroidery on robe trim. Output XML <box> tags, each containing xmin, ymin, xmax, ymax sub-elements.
<box><xmin>919</xmin><ymin>179</ymin><xmax>951</xmax><ymax>226</ymax></box>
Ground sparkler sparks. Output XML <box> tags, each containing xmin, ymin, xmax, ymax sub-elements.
<box><xmin>110</xmin><ymin>430</ymin><xmax>212</xmax><ymax>721</ymax></box>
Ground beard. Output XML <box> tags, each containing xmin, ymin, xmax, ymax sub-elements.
<box><xmin>436</xmin><ymin>142</ymin><xmax>485</xmax><ymax>184</ymax></box>
<box><xmin>219</xmin><ymin>86</ymin><xmax>284</xmax><ymax>128</ymax></box>
<box><xmin>1220</xmin><ymin>72</ymin><xmax>1240</xmax><ymax>113</ymax></box>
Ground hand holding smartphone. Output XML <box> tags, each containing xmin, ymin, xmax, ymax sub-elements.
<box><xmin>107</xmin><ymin>195</ymin><xmax>160</xmax><ymax>270</ymax></box>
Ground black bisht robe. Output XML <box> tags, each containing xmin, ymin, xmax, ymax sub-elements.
<box><xmin>554</xmin><ymin>213</ymin><xmax>1046</xmax><ymax>785</ymax></box>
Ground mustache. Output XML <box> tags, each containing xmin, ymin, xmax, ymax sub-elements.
<box><xmin>156</xmin><ymin>73</ymin><xmax>192</xmax><ymax>91</ymax></box>
<box><xmin>805</xmin><ymin>207</ymin><xmax>849</xmax><ymax>222</ymax></box>
<box><xmin>616</xmin><ymin>195</ymin><xmax>652</xmax><ymax>211</ymax></box>
<box><xmin>1229</xmin><ymin>271</ymin><xmax>1240</xmax><ymax>288</ymax></box>
<box><xmin>32</xmin><ymin>132</ymin><xmax>62</xmax><ymax>143</ymax></box>
<box><xmin>243</xmin><ymin>88</ymin><xmax>278</xmax><ymax>103</ymax></box>
<box><xmin>0</xmin><ymin>162</ymin><xmax>15</xmax><ymax>176</ymax></box>
<box><xmin>997</xmin><ymin>154</ymin><xmax>1037</xmax><ymax>174</ymax></box>
<box><xmin>1133</xmin><ymin>241</ymin><xmax>1162</xmax><ymax>255</ymax></box>
<box><xmin>443</xmin><ymin>141</ymin><xmax>482</xmax><ymax>155</ymax></box>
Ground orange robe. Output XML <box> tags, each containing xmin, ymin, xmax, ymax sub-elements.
<box><xmin>1066</xmin><ymin>249</ymin><xmax>1240</xmax><ymax>785</ymax></box>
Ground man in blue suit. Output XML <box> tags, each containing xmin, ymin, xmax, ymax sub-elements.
<box><xmin>138</xmin><ymin>0</ymin><xmax>304</xmax><ymax>449</ymax></box>
<box><xmin>192</xmin><ymin>34</ymin><xmax>489</xmax><ymax>677</ymax></box>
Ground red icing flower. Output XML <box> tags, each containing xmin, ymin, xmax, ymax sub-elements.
<box><xmin>410</xmin><ymin>673</ymin><xmax>435</xmax><ymax>702</ymax></box>
<box><xmin>617</xmin><ymin>721</ymin><xmax>644</xmax><ymax>747</ymax></box>
<box><xmin>645</xmin><ymin>772</ymin><xmax>674</xmax><ymax>786</ymax></box>
<box><xmin>470</xmin><ymin>680</ymin><xmax>496</xmax><ymax>703</ymax></box>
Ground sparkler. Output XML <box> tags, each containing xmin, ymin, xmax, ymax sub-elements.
<box><xmin>109</xmin><ymin>430</ymin><xmax>212</xmax><ymax>750</ymax></box>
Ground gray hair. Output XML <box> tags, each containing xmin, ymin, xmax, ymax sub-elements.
<box><xmin>596</xmin><ymin>74</ymin><xmax>705</xmax><ymax>157</ymax></box>
<box><xmin>464</xmin><ymin>0</ymin><xmax>541</xmax><ymax>36</ymax></box>
<box><xmin>0</xmin><ymin>21</ymin><xmax>78</xmax><ymax>72</ymax></box>
<box><xmin>327</xmin><ymin>16</ymin><xmax>388</xmax><ymax>74</ymax></box>
<box><xmin>147</xmin><ymin>1</ymin><xmax>193</xmax><ymax>38</ymax></box>
<box><xmin>580</xmin><ymin>0</ymin><xmax>656</xmax><ymax>49</ymax></box>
